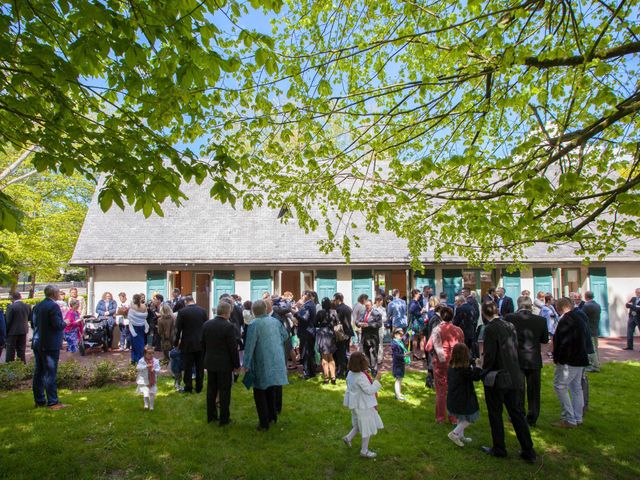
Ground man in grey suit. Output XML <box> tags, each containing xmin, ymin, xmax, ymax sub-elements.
<box><xmin>582</xmin><ymin>292</ymin><xmax>601</xmax><ymax>372</ymax></box>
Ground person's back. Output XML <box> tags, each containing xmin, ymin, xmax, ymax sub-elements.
<box><xmin>482</xmin><ymin>317</ymin><xmax>522</xmax><ymax>386</ymax></box>
<box><xmin>33</xmin><ymin>297</ymin><xmax>65</xmax><ymax>351</ymax></box>
<box><xmin>505</xmin><ymin>310</ymin><xmax>549</xmax><ymax>370</ymax></box>
<box><xmin>6</xmin><ymin>300</ymin><xmax>31</xmax><ymax>336</ymax></box>
<box><xmin>175</xmin><ymin>303</ymin><xmax>207</xmax><ymax>352</ymax></box>
<box><xmin>243</xmin><ymin>314</ymin><xmax>288</xmax><ymax>389</ymax></box>
<box><xmin>582</xmin><ymin>300</ymin><xmax>601</xmax><ymax>338</ymax></box>
<box><xmin>553</xmin><ymin>310</ymin><xmax>589</xmax><ymax>367</ymax></box>
<box><xmin>202</xmin><ymin>316</ymin><xmax>240</xmax><ymax>372</ymax></box>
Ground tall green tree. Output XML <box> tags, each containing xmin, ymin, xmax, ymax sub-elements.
<box><xmin>212</xmin><ymin>0</ymin><xmax>640</xmax><ymax>264</ymax></box>
<box><xmin>0</xmin><ymin>0</ymin><xmax>283</xmax><ymax>227</ymax></box>
<box><xmin>0</xmin><ymin>149</ymin><xmax>93</xmax><ymax>293</ymax></box>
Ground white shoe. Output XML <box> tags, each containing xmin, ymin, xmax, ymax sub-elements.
<box><xmin>461</xmin><ymin>436</ymin><xmax>472</xmax><ymax>443</ymax></box>
<box><xmin>342</xmin><ymin>436</ymin><xmax>352</xmax><ymax>448</ymax></box>
<box><xmin>448</xmin><ymin>431</ymin><xmax>464</xmax><ymax>447</ymax></box>
<box><xmin>360</xmin><ymin>450</ymin><xmax>377</xmax><ymax>458</ymax></box>
<box><xmin>395</xmin><ymin>395</ymin><xmax>406</xmax><ymax>401</ymax></box>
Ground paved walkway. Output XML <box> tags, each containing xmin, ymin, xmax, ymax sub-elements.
<box><xmin>3</xmin><ymin>335</ymin><xmax>638</xmax><ymax>370</ymax></box>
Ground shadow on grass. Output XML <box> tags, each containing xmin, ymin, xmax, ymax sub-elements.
<box><xmin>0</xmin><ymin>363</ymin><xmax>638</xmax><ymax>479</ymax></box>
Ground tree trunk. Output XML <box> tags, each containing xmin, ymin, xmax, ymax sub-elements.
<box><xmin>29</xmin><ymin>273</ymin><xmax>36</xmax><ymax>298</ymax></box>
<box><xmin>8</xmin><ymin>271</ymin><xmax>19</xmax><ymax>294</ymax></box>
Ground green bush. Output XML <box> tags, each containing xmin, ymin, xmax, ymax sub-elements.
<box><xmin>117</xmin><ymin>364</ymin><xmax>137</xmax><ymax>383</ymax></box>
<box><xmin>0</xmin><ymin>361</ymin><xmax>33</xmax><ymax>390</ymax></box>
<box><xmin>56</xmin><ymin>360</ymin><xmax>86</xmax><ymax>389</ymax></box>
<box><xmin>0</xmin><ymin>294</ymin><xmax>87</xmax><ymax>312</ymax></box>
<box><xmin>88</xmin><ymin>361</ymin><xmax>117</xmax><ymax>388</ymax></box>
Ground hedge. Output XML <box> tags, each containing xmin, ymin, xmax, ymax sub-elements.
<box><xmin>0</xmin><ymin>295</ymin><xmax>87</xmax><ymax>312</ymax></box>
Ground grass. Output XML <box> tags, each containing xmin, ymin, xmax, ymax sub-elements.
<box><xmin>0</xmin><ymin>362</ymin><xmax>638</xmax><ymax>480</ymax></box>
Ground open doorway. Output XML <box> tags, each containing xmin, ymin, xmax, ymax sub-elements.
<box><xmin>374</xmin><ymin>270</ymin><xmax>407</xmax><ymax>298</ymax></box>
<box><xmin>278</xmin><ymin>270</ymin><xmax>313</xmax><ymax>301</ymax></box>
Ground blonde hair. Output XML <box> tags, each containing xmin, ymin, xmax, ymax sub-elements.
<box><xmin>144</xmin><ymin>346</ymin><xmax>155</xmax><ymax>356</ymax></box>
<box><xmin>159</xmin><ymin>304</ymin><xmax>173</xmax><ymax>316</ymax></box>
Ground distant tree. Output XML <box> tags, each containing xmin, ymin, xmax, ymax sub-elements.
<box><xmin>0</xmin><ymin>149</ymin><xmax>93</xmax><ymax>293</ymax></box>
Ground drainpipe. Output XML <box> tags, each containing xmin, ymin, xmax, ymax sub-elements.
<box><xmin>87</xmin><ymin>266</ymin><xmax>95</xmax><ymax>315</ymax></box>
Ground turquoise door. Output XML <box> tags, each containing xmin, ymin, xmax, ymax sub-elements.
<box><xmin>414</xmin><ymin>269</ymin><xmax>436</xmax><ymax>292</ymax></box>
<box><xmin>442</xmin><ymin>269</ymin><xmax>462</xmax><ymax>302</ymax></box>
<box><xmin>589</xmin><ymin>267</ymin><xmax>610</xmax><ymax>337</ymax></box>
<box><xmin>352</xmin><ymin>270</ymin><xmax>372</xmax><ymax>305</ymax></box>
<box><xmin>533</xmin><ymin>268</ymin><xmax>553</xmax><ymax>296</ymax></box>
<box><xmin>503</xmin><ymin>270</ymin><xmax>521</xmax><ymax>300</ymax></box>
<box><xmin>250</xmin><ymin>271</ymin><xmax>272</xmax><ymax>301</ymax></box>
<box><xmin>146</xmin><ymin>271</ymin><xmax>167</xmax><ymax>300</ymax></box>
<box><xmin>317</xmin><ymin>270</ymin><xmax>337</xmax><ymax>301</ymax></box>
<box><xmin>213</xmin><ymin>271</ymin><xmax>235</xmax><ymax>307</ymax></box>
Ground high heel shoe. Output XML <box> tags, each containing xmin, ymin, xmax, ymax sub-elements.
<box><xmin>331</xmin><ymin>378</ymin><xmax>336</xmax><ymax>385</ymax></box>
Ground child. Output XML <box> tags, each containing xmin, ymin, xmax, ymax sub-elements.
<box><xmin>137</xmin><ymin>346</ymin><xmax>161</xmax><ymax>410</ymax></box>
<box><xmin>169</xmin><ymin>347</ymin><xmax>183</xmax><ymax>391</ymax></box>
<box><xmin>391</xmin><ymin>328</ymin><xmax>410</xmax><ymax>400</ymax></box>
<box><xmin>342</xmin><ymin>351</ymin><xmax>384</xmax><ymax>459</ymax></box>
<box><xmin>446</xmin><ymin>343</ymin><xmax>481</xmax><ymax>447</ymax></box>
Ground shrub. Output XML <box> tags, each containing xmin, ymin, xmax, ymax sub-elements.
<box><xmin>88</xmin><ymin>361</ymin><xmax>117</xmax><ymax>388</ymax></box>
<box><xmin>117</xmin><ymin>364</ymin><xmax>137</xmax><ymax>383</ymax></box>
<box><xmin>0</xmin><ymin>361</ymin><xmax>33</xmax><ymax>390</ymax></box>
<box><xmin>56</xmin><ymin>360</ymin><xmax>86</xmax><ymax>389</ymax></box>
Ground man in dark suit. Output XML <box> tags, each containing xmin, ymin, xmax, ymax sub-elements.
<box><xmin>355</xmin><ymin>300</ymin><xmax>383</xmax><ymax>376</ymax></box>
<box><xmin>481</xmin><ymin>301</ymin><xmax>536</xmax><ymax>464</ymax></box>
<box><xmin>202</xmin><ymin>301</ymin><xmax>240</xmax><ymax>426</ymax></box>
<box><xmin>175</xmin><ymin>295</ymin><xmax>208</xmax><ymax>393</ymax></box>
<box><xmin>582</xmin><ymin>291</ymin><xmax>601</xmax><ymax>372</ymax></box>
<box><xmin>624</xmin><ymin>288</ymin><xmax>640</xmax><ymax>350</ymax></box>
<box><xmin>505</xmin><ymin>296</ymin><xmax>549</xmax><ymax>427</ymax></box>
<box><xmin>453</xmin><ymin>295</ymin><xmax>476</xmax><ymax>354</ymax></box>
<box><xmin>333</xmin><ymin>293</ymin><xmax>354</xmax><ymax>379</ymax></box>
<box><xmin>496</xmin><ymin>287</ymin><xmax>515</xmax><ymax>317</ymax></box>
<box><xmin>294</xmin><ymin>290</ymin><xmax>317</xmax><ymax>379</ymax></box>
<box><xmin>32</xmin><ymin>285</ymin><xmax>67</xmax><ymax>409</ymax></box>
<box><xmin>5</xmin><ymin>292</ymin><xmax>32</xmax><ymax>363</ymax></box>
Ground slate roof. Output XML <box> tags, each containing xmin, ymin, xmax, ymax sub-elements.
<box><xmin>71</xmin><ymin>179</ymin><xmax>640</xmax><ymax>266</ymax></box>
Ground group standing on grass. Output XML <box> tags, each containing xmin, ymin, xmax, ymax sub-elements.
<box><xmin>0</xmin><ymin>282</ymin><xmax>634</xmax><ymax>464</ymax></box>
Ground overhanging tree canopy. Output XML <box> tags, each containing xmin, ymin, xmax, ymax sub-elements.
<box><xmin>213</xmin><ymin>0</ymin><xmax>640</xmax><ymax>264</ymax></box>
<box><xmin>2</xmin><ymin>0</ymin><xmax>639</xmax><ymax>265</ymax></box>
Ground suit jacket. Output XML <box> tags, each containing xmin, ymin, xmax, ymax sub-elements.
<box><xmin>175</xmin><ymin>304</ymin><xmax>208</xmax><ymax>352</ymax></box>
<box><xmin>625</xmin><ymin>296</ymin><xmax>640</xmax><ymax>319</ymax></box>
<box><xmin>581</xmin><ymin>300</ymin><xmax>601</xmax><ymax>337</ymax></box>
<box><xmin>481</xmin><ymin>317</ymin><xmax>523</xmax><ymax>389</ymax></box>
<box><xmin>453</xmin><ymin>302</ymin><xmax>476</xmax><ymax>343</ymax></box>
<box><xmin>294</xmin><ymin>300</ymin><xmax>317</xmax><ymax>337</ymax></box>
<box><xmin>6</xmin><ymin>300</ymin><xmax>31</xmax><ymax>336</ymax></box>
<box><xmin>32</xmin><ymin>298</ymin><xmax>65</xmax><ymax>351</ymax></box>
<box><xmin>499</xmin><ymin>296</ymin><xmax>515</xmax><ymax>316</ymax></box>
<box><xmin>504</xmin><ymin>310</ymin><xmax>549</xmax><ymax>370</ymax></box>
<box><xmin>553</xmin><ymin>310</ymin><xmax>590</xmax><ymax>367</ymax></box>
<box><xmin>335</xmin><ymin>303</ymin><xmax>354</xmax><ymax>338</ymax></box>
<box><xmin>356</xmin><ymin>309</ymin><xmax>382</xmax><ymax>339</ymax></box>
<box><xmin>202</xmin><ymin>316</ymin><xmax>240</xmax><ymax>372</ymax></box>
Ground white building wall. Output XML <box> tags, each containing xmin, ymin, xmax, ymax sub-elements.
<box><xmin>336</xmin><ymin>267</ymin><xmax>352</xmax><ymax>305</ymax></box>
<box><xmin>93</xmin><ymin>265</ymin><xmax>147</xmax><ymax>314</ymax></box>
<box><xmin>234</xmin><ymin>267</ymin><xmax>251</xmax><ymax>302</ymax></box>
<box><xmin>597</xmin><ymin>263</ymin><xmax>637</xmax><ymax>337</ymax></box>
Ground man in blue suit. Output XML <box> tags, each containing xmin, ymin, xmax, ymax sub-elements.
<box><xmin>32</xmin><ymin>285</ymin><xmax>68</xmax><ymax>409</ymax></box>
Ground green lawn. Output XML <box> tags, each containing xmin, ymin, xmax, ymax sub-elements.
<box><xmin>0</xmin><ymin>362</ymin><xmax>638</xmax><ymax>480</ymax></box>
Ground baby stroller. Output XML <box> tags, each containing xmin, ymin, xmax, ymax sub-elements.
<box><xmin>80</xmin><ymin>315</ymin><xmax>109</xmax><ymax>356</ymax></box>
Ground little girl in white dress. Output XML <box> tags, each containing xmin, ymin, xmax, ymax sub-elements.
<box><xmin>136</xmin><ymin>346</ymin><xmax>161</xmax><ymax>410</ymax></box>
<box><xmin>342</xmin><ymin>351</ymin><xmax>384</xmax><ymax>458</ymax></box>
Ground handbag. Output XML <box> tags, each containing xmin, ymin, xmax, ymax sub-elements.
<box><xmin>334</xmin><ymin>323</ymin><xmax>349</xmax><ymax>342</ymax></box>
<box><xmin>483</xmin><ymin>370</ymin><xmax>512</xmax><ymax>389</ymax></box>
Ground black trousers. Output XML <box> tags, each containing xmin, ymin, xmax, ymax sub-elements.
<box><xmin>274</xmin><ymin>385</ymin><xmax>282</xmax><ymax>414</ymax></box>
<box><xmin>484</xmin><ymin>386</ymin><xmax>535</xmax><ymax>457</ymax></box>
<box><xmin>334</xmin><ymin>340</ymin><xmax>350</xmax><ymax>378</ymax></box>
<box><xmin>300</xmin><ymin>333</ymin><xmax>316</xmax><ymax>377</ymax></box>
<box><xmin>519</xmin><ymin>368</ymin><xmax>542</xmax><ymax>426</ymax></box>
<box><xmin>5</xmin><ymin>335</ymin><xmax>27</xmax><ymax>363</ymax></box>
<box><xmin>362</xmin><ymin>335</ymin><xmax>380</xmax><ymax>375</ymax></box>
<box><xmin>182</xmin><ymin>351</ymin><xmax>204</xmax><ymax>393</ymax></box>
<box><xmin>254</xmin><ymin>385</ymin><xmax>278</xmax><ymax>429</ymax></box>
<box><xmin>207</xmin><ymin>370</ymin><xmax>233</xmax><ymax>423</ymax></box>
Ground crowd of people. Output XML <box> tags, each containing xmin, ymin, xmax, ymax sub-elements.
<box><xmin>0</xmin><ymin>281</ymin><xmax>636</xmax><ymax>462</ymax></box>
